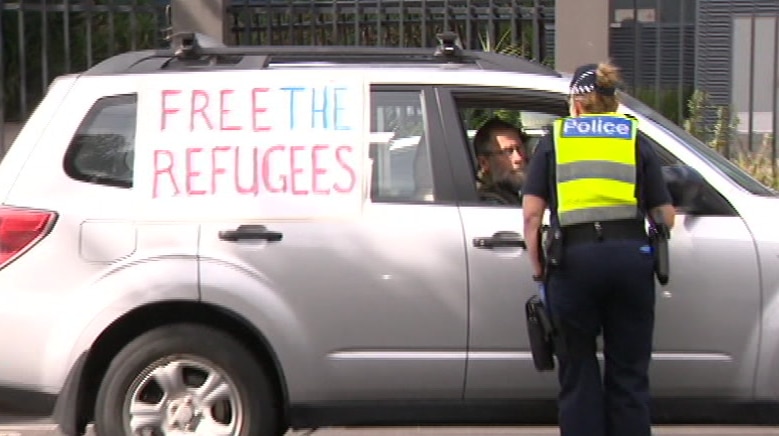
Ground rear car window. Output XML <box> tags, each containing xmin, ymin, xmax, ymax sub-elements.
<box><xmin>63</xmin><ymin>94</ymin><xmax>137</xmax><ymax>188</ymax></box>
<box><xmin>369</xmin><ymin>90</ymin><xmax>434</xmax><ymax>202</ymax></box>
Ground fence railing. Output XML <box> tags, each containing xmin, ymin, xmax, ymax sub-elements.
<box><xmin>0</xmin><ymin>0</ymin><xmax>553</xmax><ymax>156</ymax></box>
<box><xmin>731</xmin><ymin>10</ymin><xmax>779</xmax><ymax>187</ymax></box>
<box><xmin>2</xmin><ymin>0</ymin><xmax>777</xmax><ymax>190</ymax></box>
<box><xmin>610</xmin><ymin>0</ymin><xmax>779</xmax><ymax>189</ymax></box>
<box><xmin>0</xmin><ymin>0</ymin><xmax>169</xmax><ymax>152</ymax></box>
<box><xmin>227</xmin><ymin>0</ymin><xmax>553</xmax><ymax>61</ymax></box>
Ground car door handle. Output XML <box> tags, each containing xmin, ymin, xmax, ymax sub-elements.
<box><xmin>473</xmin><ymin>231</ymin><xmax>526</xmax><ymax>249</ymax></box>
<box><xmin>218</xmin><ymin>225</ymin><xmax>283</xmax><ymax>242</ymax></box>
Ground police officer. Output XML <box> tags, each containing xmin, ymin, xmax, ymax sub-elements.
<box><xmin>521</xmin><ymin>62</ymin><xmax>676</xmax><ymax>436</ymax></box>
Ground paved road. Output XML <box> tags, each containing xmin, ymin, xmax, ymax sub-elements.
<box><xmin>2</xmin><ymin>424</ymin><xmax>779</xmax><ymax>436</ymax></box>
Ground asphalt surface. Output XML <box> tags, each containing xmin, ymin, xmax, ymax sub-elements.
<box><xmin>2</xmin><ymin>424</ymin><xmax>779</xmax><ymax>436</ymax></box>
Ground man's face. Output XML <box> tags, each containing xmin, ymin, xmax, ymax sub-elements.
<box><xmin>479</xmin><ymin>130</ymin><xmax>526</xmax><ymax>188</ymax></box>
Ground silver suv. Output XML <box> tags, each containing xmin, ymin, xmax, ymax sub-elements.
<box><xmin>0</xmin><ymin>33</ymin><xmax>777</xmax><ymax>436</ymax></box>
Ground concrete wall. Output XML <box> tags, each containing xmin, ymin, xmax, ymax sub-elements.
<box><xmin>731</xmin><ymin>14</ymin><xmax>778</xmax><ymax>135</ymax></box>
<box><xmin>170</xmin><ymin>0</ymin><xmax>231</xmax><ymax>44</ymax></box>
<box><xmin>555</xmin><ymin>0</ymin><xmax>610</xmax><ymax>74</ymax></box>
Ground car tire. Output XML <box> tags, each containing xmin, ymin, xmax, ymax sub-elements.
<box><xmin>94</xmin><ymin>323</ymin><xmax>280</xmax><ymax>436</ymax></box>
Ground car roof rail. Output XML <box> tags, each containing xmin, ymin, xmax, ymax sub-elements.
<box><xmin>82</xmin><ymin>30</ymin><xmax>560</xmax><ymax>78</ymax></box>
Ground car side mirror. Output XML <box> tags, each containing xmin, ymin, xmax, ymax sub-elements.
<box><xmin>661</xmin><ymin>164</ymin><xmax>705</xmax><ymax>213</ymax></box>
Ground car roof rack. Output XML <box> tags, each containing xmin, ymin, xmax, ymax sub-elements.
<box><xmin>83</xmin><ymin>30</ymin><xmax>560</xmax><ymax>78</ymax></box>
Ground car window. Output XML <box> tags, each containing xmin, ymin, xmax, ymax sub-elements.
<box><xmin>369</xmin><ymin>90</ymin><xmax>434</xmax><ymax>203</ymax></box>
<box><xmin>619</xmin><ymin>91</ymin><xmax>777</xmax><ymax>197</ymax></box>
<box><xmin>63</xmin><ymin>94</ymin><xmax>137</xmax><ymax>188</ymax></box>
<box><xmin>455</xmin><ymin>103</ymin><xmax>562</xmax><ymax>207</ymax></box>
<box><xmin>62</xmin><ymin>90</ymin><xmax>436</xmax><ymax>202</ymax></box>
<box><xmin>460</xmin><ymin>108</ymin><xmax>558</xmax><ymax>156</ymax></box>
<box><xmin>638</xmin><ymin>130</ymin><xmax>735</xmax><ymax>215</ymax></box>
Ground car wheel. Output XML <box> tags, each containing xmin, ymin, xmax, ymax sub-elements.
<box><xmin>94</xmin><ymin>323</ymin><xmax>279</xmax><ymax>436</ymax></box>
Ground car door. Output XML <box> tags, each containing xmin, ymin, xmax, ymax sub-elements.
<box><xmin>438</xmin><ymin>82</ymin><xmax>761</xmax><ymax>402</ymax></box>
<box><xmin>628</xmin><ymin>119</ymin><xmax>761</xmax><ymax>399</ymax></box>
<box><xmin>436</xmin><ymin>86</ymin><xmax>567</xmax><ymax>399</ymax></box>
<box><xmin>198</xmin><ymin>83</ymin><xmax>469</xmax><ymax>403</ymax></box>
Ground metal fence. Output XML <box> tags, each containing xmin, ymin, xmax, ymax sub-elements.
<box><xmin>1</xmin><ymin>1</ymin><xmax>169</xmax><ymax>126</ymax></box>
<box><xmin>228</xmin><ymin>0</ymin><xmax>553</xmax><ymax>58</ymax></box>
<box><xmin>695</xmin><ymin>2</ymin><xmax>779</xmax><ymax>188</ymax></box>
<box><xmin>607</xmin><ymin>0</ymin><xmax>778</xmax><ymax>187</ymax></box>
<box><xmin>610</xmin><ymin>21</ymin><xmax>696</xmax><ymax>127</ymax></box>
<box><xmin>608</xmin><ymin>0</ymin><xmax>696</xmax><ymax>127</ymax></box>
<box><xmin>695</xmin><ymin>0</ymin><xmax>779</xmax><ymax>187</ymax></box>
<box><xmin>2</xmin><ymin>0</ymin><xmax>778</xmax><ymax>189</ymax></box>
<box><xmin>0</xmin><ymin>0</ymin><xmax>553</xmax><ymax>156</ymax></box>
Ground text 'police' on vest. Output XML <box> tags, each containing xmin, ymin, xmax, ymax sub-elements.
<box><xmin>561</xmin><ymin>116</ymin><xmax>633</xmax><ymax>139</ymax></box>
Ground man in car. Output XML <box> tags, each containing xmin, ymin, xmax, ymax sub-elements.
<box><xmin>473</xmin><ymin>117</ymin><xmax>529</xmax><ymax>205</ymax></box>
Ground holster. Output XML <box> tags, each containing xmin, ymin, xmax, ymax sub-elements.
<box><xmin>649</xmin><ymin>225</ymin><xmax>670</xmax><ymax>285</ymax></box>
<box><xmin>544</xmin><ymin>226</ymin><xmax>564</xmax><ymax>268</ymax></box>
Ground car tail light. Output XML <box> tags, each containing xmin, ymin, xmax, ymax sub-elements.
<box><xmin>0</xmin><ymin>206</ymin><xmax>57</xmax><ymax>269</ymax></box>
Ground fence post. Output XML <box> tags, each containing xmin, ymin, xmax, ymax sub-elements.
<box><xmin>170</xmin><ymin>0</ymin><xmax>231</xmax><ymax>44</ymax></box>
<box><xmin>554</xmin><ymin>0</ymin><xmax>610</xmax><ymax>73</ymax></box>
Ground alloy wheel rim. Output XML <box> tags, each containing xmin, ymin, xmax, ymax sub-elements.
<box><xmin>122</xmin><ymin>355</ymin><xmax>244</xmax><ymax>436</ymax></box>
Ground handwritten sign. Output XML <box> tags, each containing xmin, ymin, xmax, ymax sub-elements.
<box><xmin>133</xmin><ymin>71</ymin><xmax>369</xmax><ymax>219</ymax></box>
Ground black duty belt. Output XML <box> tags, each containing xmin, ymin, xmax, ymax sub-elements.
<box><xmin>562</xmin><ymin>219</ymin><xmax>647</xmax><ymax>247</ymax></box>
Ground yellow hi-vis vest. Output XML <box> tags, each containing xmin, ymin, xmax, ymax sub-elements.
<box><xmin>553</xmin><ymin>113</ymin><xmax>640</xmax><ymax>227</ymax></box>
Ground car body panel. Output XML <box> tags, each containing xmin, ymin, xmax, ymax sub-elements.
<box><xmin>0</xmin><ymin>75</ymin><xmax>199</xmax><ymax>393</ymax></box>
<box><xmin>200</xmin><ymin>203</ymin><xmax>468</xmax><ymax>403</ymax></box>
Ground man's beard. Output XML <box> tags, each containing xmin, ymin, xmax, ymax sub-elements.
<box><xmin>490</xmin><ymin>169</ymin><xmax>524</xmax><ymax>193</ymax></box>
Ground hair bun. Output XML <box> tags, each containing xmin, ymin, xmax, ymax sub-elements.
<box><xmin>596</xmin><ymin>62</ymin><xmax>621</xmax><ymax>89</ymax></box>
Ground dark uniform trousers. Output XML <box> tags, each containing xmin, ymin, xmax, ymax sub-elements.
<box><xmin>546</xmin><ymin>238</ymin><xmax>656</xmax><ymax>436</ymax></box>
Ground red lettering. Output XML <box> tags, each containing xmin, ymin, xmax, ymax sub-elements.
<box><xmin>219</xmin><ymin>90</ymin><xmax>241</xmax><ymax>131</ymax></box>
<box><xmin>289</xmin><ymin>145</ymin><xmax>309</xmax><ymax>195</ymax></box>
<box><xmin>333</xmin><ymin>145</ymin><xmax>356</xmax><ymax>193</ymax></box>
<box><xmin>262</xmin><ymin>145</ymin><xmax>287</xmax><ymax>193</ymax></box>
<box><xmin>151</xmin><ymin>143</ymin><xmax>360</xmax><ymax>199</ymax></box>
<box><xmin>153</xmin><ymin>149</ymin><xmax>179</xmax><ymax>198</ymax></box>
<box><xmin>252</xmin><ymin>88</ymin><xmax>270</xmax><ymax>132</ymax></box>
<box><xmin>186</xmin><ymin>147</ymin><xmax>206</xmax><ymax>195</ymax></box>
<box><xmin>234</xmin><ymin>146</ymin><xmax>260</xmax><ymax>196</ymax></box>
<box><xmin>252</xmin><ymin>88</ymin><xmax>271</xmax><ymax>132</ymax></box>
<box><xmin>211</xmin><ymin>146</ymin><xmax>231</xmax><ymax>194</ymax></box>
<box><xmin>160</xmin><ymin>90</ymin><xmax>181</xmax><ymax>131</ymax></box>
<box><xmin>311</xmin><ymin>145</ymin><xmax>330</xmax><ymax>195</ymax></box>
<box><xmin>190</xmin><ymin>90</ymin><xmax>213</xmax><ymax>131</ymax></box>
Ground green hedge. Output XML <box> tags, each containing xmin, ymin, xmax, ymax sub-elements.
<box><xmin>2</xmin><ymin>2</ymin><xmax>161</xmax><ymax>121</ymax></box>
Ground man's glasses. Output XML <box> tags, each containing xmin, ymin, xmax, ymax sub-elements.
<box><xmin>487</xmin><ymin>146</ymin><xmax>524</xmax><ymax>157</ymax></box>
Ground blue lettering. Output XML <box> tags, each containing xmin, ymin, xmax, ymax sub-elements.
<box><xmin>333</xmin><ymin>87</ymin><xmax>351</xmax><ymax>131</ymax></box>
<box><xmin>311</xmin><ymin>86</ymin><xmax>329</xmax><ymax>129</ymax></box>
<box><xmin>281</xmin><ymin>86</ymin><xmax>306</xmax><ymax>129</ymax></box>
<box><xmin>560</xmin><ymin>116</ymin><xmax>633</xmax><ymax>139</ymax></box>
<box><xmin>281</xmin><ymin>85</ymin><xmax>356</xmax><ymax>131</ymax></box>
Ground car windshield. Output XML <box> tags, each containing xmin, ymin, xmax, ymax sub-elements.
<box><xmin>619</xmin><ymin>92</ymin><xmax>778</xmax><ymax>197</ymax></box>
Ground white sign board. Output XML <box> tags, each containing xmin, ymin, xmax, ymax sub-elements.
<box><xmin>133</xmin><ymin>70</ymin><xmax>369</xmax><ymax>219</ymax></box>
